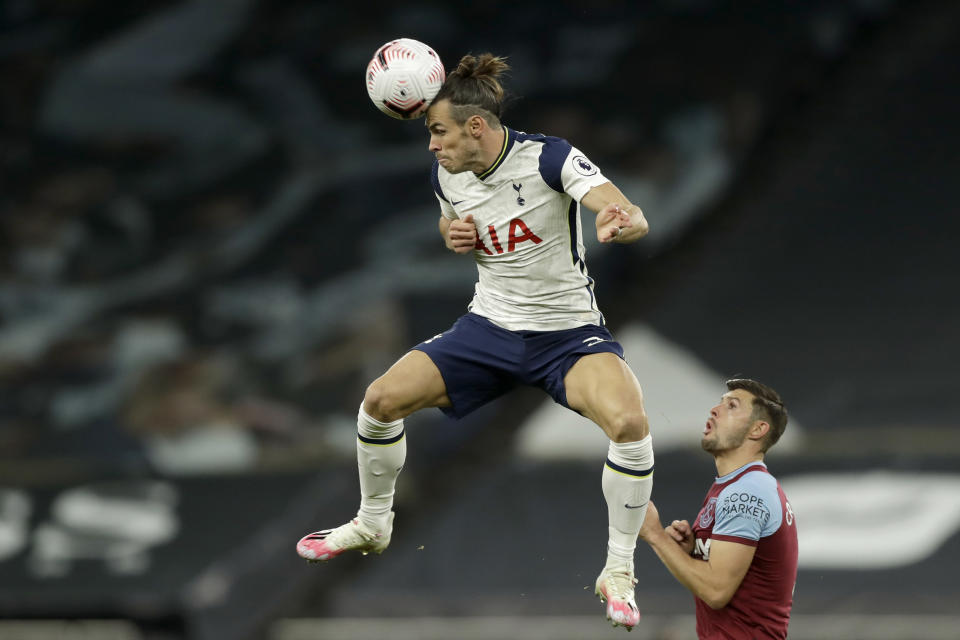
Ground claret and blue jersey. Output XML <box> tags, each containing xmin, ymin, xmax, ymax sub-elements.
<box><xmin>431</xmin><ymin>126</ymin><xmax>611</xmax><ymax>332</ymax></box>
<box><xmin>692</xmin><ymin>462</ymin><xmax>799</xmax><ymax>640</ymax></box>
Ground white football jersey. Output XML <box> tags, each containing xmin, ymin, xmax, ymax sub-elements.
<box><xmin>431</xmin><ymin>127</ymin><xmax>611</xmax><ymax>331</ymax></box>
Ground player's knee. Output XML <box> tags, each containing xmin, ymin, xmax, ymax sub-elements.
<box><xmin>362</xmin><ymin>381</ymin><xmax>404</xmax><ymax>423</ymax></box>
<box><xmin>606</xmin><ymin>410</ymin><xmax>649</xmax><ymax>443</ymax></box>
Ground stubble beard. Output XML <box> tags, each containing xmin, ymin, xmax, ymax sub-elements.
<box><xmin>701</xmin><ymin>422</ymin><xmax>750</xmax><ymax>454</ymax></box>
<box><xmin>447</xmin><ymin>133</ymin><xmax>483</xmax><ymax>175</ymax></box>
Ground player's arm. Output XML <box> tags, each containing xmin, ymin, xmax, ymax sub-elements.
<box><xmin>439</xmin><ymin>214</ymin><xmax>477</xmax><ymax>254</ymax></box>
<box><xmin>580</xmin><ymin>181</ymin><xmax>649</xmax><ymax>244</ymax></box>
<box><xmin>647</xmin><ymin>534</ymin><xmax>755</xmax><ymax>609</ymax></box>
<box><xmin>639</xmin><ymin>502</ymin><xmax>755</xmax><ymax>609</ymax></box>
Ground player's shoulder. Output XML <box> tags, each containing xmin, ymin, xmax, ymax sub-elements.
<box><xmin>510</xmin><ymin>129</ymin><xmax>577</xmax><ymax>192</ymax></box>
<box><xmin>721</xmin><ymin>467</ymin><xmax>780</xmax><ymax>501</ymax></box>
<box><xmin>513</xmin><ymin>129</ymin><xmax>571</xmax><ymax>147</ymax></box>
<box><xmin>512</xmin><ymin>129</ymin><xmax>574</xmax><ymax>159</ymax></box>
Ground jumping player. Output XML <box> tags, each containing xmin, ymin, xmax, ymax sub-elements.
<box><xmin>297</xmin><ymin>53</ymin><xmax>654</xmax><ymax>631</ymax></box>
<box><xmin>638</xmin><ymin>379</ymin><xmax>798</xmax><ymax>639</ymax></box>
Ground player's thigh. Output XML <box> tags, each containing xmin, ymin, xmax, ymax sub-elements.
<box><xmin>564</xmin><ymin>352</ymin><xmax>649</xmax><ymax>442</ymax></box>
<box><xmin>363</xmin><ymin>350</ymin><xmax>451</xmax><ymax>422</ymax></box>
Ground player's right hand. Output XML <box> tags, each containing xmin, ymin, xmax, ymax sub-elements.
<box><xmin>448</xmin><ymin>214</ymin><xmax>478</xmax><ymax>254</ymax></box>
<box><xmin>666</xmin><ymin>519</ymin><xmax>694</xmax><ymax>552</ymax></box>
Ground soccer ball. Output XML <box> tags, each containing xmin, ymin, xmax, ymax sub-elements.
<box><xmin>365</xmin><ymin>38</ymin><xmax>445</xmax><ymax>120</ymax></box>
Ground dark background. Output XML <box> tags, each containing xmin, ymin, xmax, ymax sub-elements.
<box><xmin>1</xmin><ymin>1</ymin><xmax>958</xmax><ymax>639</ymax></box>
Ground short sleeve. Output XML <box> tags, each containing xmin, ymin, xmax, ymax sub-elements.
<box><xmin>431</xmin><ymin>160</ymin><xmax>457</xmax><ymax>220</ymax></box>
<box><xmin>712</xmin><ymin>472</ymin><xmax>783</xmax><ymax>544</ymax></box>
<box><xmin>537</xmin><ymin>138</ymin><xmax>608</xmax><ymax>202</ymax></box>
<box><xmin>560</xmin><ymin>147</ymin><xmax>609</xmax><ymax>202</ymax></box>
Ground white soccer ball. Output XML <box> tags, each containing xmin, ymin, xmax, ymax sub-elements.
<box><xmin>365</xmin><ymin>38</ymin><xmax>445</xmax><ymax>120</ymax></box>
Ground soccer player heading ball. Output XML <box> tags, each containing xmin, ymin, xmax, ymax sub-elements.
<box><xmin>298</xmin><ymin>50</ymin><xmax>653</xmax><ymax>631</ymax></box>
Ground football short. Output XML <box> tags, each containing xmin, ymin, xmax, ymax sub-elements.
<box><xmin>412</xmin><ymin>312</ymin><xmax>625</xmax><ymax>419</ymax></box>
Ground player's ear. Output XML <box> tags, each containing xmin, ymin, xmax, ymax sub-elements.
<box><xmin>750</xmin><ymin>420</ymin><xmax>770</xmax><ymax>442</ymax></box>
<box><xmin>467</xmin><ymin>114</ymin><xmax>484</xmax><ymax>137</ymax></box>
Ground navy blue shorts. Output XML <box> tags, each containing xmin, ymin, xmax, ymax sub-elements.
<box><xmin>412</xmin><ymin>313</ymin><xmax>625</xmax><ymax>419</ymax></box>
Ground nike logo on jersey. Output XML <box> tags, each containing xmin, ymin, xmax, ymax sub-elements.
<box><xmin>582</xmin><ymin>336</ymin><xmax>609</xmax><ymax>347</ymax></box>
<box><xmin>625</xmin><ymin>502</ymin><xmax>648</xmax><ymax>509</ymax></box>
<box><xmin>451</xmin><ymin>199</ymin><xmax>464</xmax><ymax>205</ymax></box>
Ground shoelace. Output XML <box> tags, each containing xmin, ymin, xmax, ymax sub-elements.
<box><xmin>330</xmin><ymin>519</ymin><xmax>382</xmax><ymax>544</ymax></box>
<box><xmin>604</xmin><ymin>570</ymin><xmax>638</xmax><ymax>600</ymax></box>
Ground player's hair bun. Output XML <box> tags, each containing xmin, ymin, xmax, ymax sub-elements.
<box><xmin>450</xmin><ymin>54</ymin><xmax>510</xmax><ymax>102</ymax></box>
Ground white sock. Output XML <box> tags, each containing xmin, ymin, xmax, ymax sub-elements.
<box><xmin>356</xmin><ymin>405</ymin><xmax>406</xmax><ymax>531</ymax></box>
<box><xmin>602</xmin><ymin>435</ymin><xmax>654</xmax><ymax>572</ymax></box>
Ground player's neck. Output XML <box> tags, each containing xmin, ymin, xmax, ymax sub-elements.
<box><xmin>472</xmin><ymin>127</ymin><xmax>506</xmax><ymax>175</ymax></box>
<box><xmin>714</xmin><ymin>450</ymin><xmax>764</xmax><ymax>478</ymax></box>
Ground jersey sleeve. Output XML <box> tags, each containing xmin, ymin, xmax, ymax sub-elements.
<box><xmin>712</xmin><ymin>471</ymin><xmax>783</xmax><ymax>545</ymax></box>
<box><xmin>537</xmin><ymin>139</ymin><xmax>608</xmax><ymax>202</ymax></box>
<box><xmin>431</xmin><ymin>160</ymin><xmax>457</xmax><ymax>220</ymax></box>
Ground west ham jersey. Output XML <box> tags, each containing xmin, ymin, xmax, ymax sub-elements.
<box><xmin>691</xmin><ymin>462</ymin><xmax>798</xmax><ymax>640</ymax></box>
<box><xmin>431</xmin><ymin>127</ymin><xmax>610</xmax><ymax>331</ymax></box>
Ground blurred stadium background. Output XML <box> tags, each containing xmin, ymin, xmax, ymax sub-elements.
<box><xmin>1</xmin><ymin>0</ymin><xmax>958</xmax><ymax>638</ymax></box>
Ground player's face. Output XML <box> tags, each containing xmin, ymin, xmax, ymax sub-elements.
<box><xmin>426</xmin><ymin>99</ymin><xmax>481</xmax><ymax>174</ymax></box>
<box><xmin>702</xmin><ymin>390</ymin><xmax>755</xmax><ymax>454</ymax></box>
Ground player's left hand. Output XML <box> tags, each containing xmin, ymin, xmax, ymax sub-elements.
<box><xmin>596</xmin><ymin>203</ymin><xmax>632</xmax><ymax>243</ymax></box>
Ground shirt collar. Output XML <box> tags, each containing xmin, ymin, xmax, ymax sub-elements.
<box><xmin>476</xmin><ymin>126</ymin><xmax>515</xmax><ymax>181</ymax></box>
<box><xmin>716</xmin><ymin>461</ymin><xmax>767</xmax><ymax>483</ymax></box>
